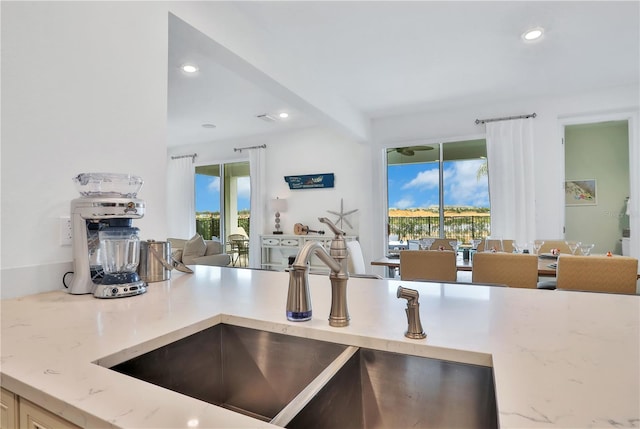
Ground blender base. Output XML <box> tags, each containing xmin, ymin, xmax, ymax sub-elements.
<box><xmin>93</xmin><ymin>280</ymin><xmax>147</xmax><ymax>299</ymax></box>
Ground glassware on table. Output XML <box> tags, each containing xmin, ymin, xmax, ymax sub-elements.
<box><xmin>579</xmin><ymin>243</ymin><xmax>594</xmax><ymax>256</ymax></box>
<box><xmin>565</xmin><ymin>240</ymin><xmax>582</xmax><ymax>255</ymax></box>
<box><xmin>418</xmin><ymin>237</ymin><xmax>435</xmax><ymax>250</ymax></box>
<box><xmin>512</xmin><ymin>241</ymin><xmax>527</xmax><ymax>253</ymax></box>
<box><xmin>471</xmin><ymin>239</ymin><xmax>482</xmax><ymax>250</ymax></box>
<box><xmin>449</xmin><ymin>240</ymin><xmax>459</xmax><ymax>256</ymax></box>
<box><xmin>531</xmin><ymin>240</ymin><xmax>544</xmax><ymax>255</ymax></box>
<box><xmin>484</xmin><ymin>236</ymin><xmax>503</xmax><ymax>253</ymax></box>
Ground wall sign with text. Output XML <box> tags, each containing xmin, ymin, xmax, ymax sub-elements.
<box><xmin>285</xmin><ymin>173</ymin><xmax>335</xmax><ymax>190</ymax></box>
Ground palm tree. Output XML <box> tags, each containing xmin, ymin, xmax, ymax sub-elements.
<box><xmin>476</xmin><ymin>159</ymin><xmax>488</xmax><ymax>180</ymax></box>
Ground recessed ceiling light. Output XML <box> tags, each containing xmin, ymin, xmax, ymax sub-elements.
<box><xmin>279</xmin><ymin>112</ymin><xmax>289</xmax><ymax>119</ymax></box>
<box><xmin>201</xmin><ymin>123</ymin><xmax>216</xmax><ymax>128</ymax></box>
<box><xmin>522</xmin><ymin>27</ymin><xmax>544</xmax><ymax>42</ymax></box>
<box><xmin>181</xmin><ymin>64</ymin><xmax>199</xmax><ymax>73</ymax></box>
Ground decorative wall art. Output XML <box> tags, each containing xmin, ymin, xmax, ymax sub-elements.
<box><xmin>565</xmin><ymin>179</ymin><xmax>597</xmax><ymax>206</ymax></box>
<box><xmin>285</xmin><ymin>173</ymin><xmax>334</xmax><ymax>190</ymax></box>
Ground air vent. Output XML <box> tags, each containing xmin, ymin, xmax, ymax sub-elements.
<box><xmin>257</xmin><ymin>114</ymin><xmax>277</xmax><ymax>122</ymax></box>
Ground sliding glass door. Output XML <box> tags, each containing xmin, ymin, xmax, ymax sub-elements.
<box><xmin>195</xmin><ymin>162</ymin><xmax>251</xmax><ymax>265</ymax></box>
<box><xmin>386</xmin><ymin>139</ymin><xmax>490</xmax><ymax>245</ymax></box>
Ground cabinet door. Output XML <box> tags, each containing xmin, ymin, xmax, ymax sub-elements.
<box><xmin>1</xmin><ymin>388</ymin><xmax>18</xmax><ymax>429</ymax></box>
<box><xmin>19</xmin><ymin>399</ymin><xmax>80</xmax><ymax>429</ymax></box>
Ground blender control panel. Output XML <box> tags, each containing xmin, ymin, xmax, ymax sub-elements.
<box><xmin>94</xmin><ymin>283</ymin><xmax>147</xmax><ymax>298</ymax></box>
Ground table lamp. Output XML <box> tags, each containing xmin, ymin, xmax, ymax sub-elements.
<box><xmin>270</xmin><ymin>197</ymin><xmax>288</xmax><ymax>234</ymax></box>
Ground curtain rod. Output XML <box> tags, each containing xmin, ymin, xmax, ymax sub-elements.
<box><xmin>171</xmin><ymin>153</ymin><xmax>197</xmax><ymax>160</ymax></box>
<box><xmin>475</xmin><ymin>113</ymin><xmax>536</xmax><ymax>125</ymax></box>
<box><xmin>234</xmin><ymin>144</ymin><xmax>266</xmax><ymax>153</ymax></box>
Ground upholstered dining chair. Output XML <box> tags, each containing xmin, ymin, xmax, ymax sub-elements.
<box><xmin>427</xmin><ymin>239</ymin><xmax>457</xmax><ymax>251</ymax></box>
<box><xmin>556</xmin><ymin>255</ymin><xmax>638</xmax><ymax>294</ymax></box>
<box><xmin>400</xmin><ymin>250</ymin><xmax>457</xmax><ymax>282</ymax></box>
<box><xmin>472</xmin><ymin>252</ymin><xmax>539</xmax><ymax>288</ymax></box>
<box><xmin>346</xmin><ymin>240</ymin><xmax>366</xmax><ymax>275</ymax></box>
<box><xmin>475</xmin><ymin>239</ymin><xmax>514</xmax><ymax>253</ymax></box>
<box><xmin>538</xmin><ymin>240</ymin><xmax>572</xmax><ymax>255</ymax></box>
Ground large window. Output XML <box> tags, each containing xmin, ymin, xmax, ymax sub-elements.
<box><xmin>195</xmin><ymin>162</ymin><xmax>250</xmax><ymax>248</ymax></box>
<box><xmin>386</xmin><ymin>139</ymin><xmax>489</xmax><ymax>244</ymax></box>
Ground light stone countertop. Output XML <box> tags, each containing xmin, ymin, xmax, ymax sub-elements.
<box><xmin>1</xmin><ymin>266</ymin><xmax>638</xmax><ymax>428</ymax></box>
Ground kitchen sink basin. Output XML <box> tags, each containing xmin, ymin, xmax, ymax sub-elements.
<box><xmin>286</xmin><ymin>348</ymin><xmax>497</xmax><ymax>429</ymax></box>
<box><xmin>106</xmin><ymin>323</ymin><xmax>496</xmax><ymax>428</ymax></box>
<box><xmin>108</xmin><ymin>323</ymin><xmax>348</xmax><ymax>422</ymax></box>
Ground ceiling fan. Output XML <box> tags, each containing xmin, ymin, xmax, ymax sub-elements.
<box><xmin>392</xmin><ymin>146</ymin><xmax>435</xmax><ymax>156</ymax></box>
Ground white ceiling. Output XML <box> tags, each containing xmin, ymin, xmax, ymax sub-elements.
<box><xmin>167</xmin><ymin>1</ymin><xmax>639</xmax><ymax>147</ymax></box>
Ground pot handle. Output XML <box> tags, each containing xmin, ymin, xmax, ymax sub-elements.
<box><xmin>148</xmin><ymin>244</ymin><xmax>194</xmax><ymax>274</ymax></box>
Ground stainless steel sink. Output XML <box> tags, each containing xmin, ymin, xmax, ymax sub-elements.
<box><xmin>285</xmin><ymin>348</ymin><xmax>498</xmax><ymax>429</ymax></box>
<box><xmin>108</xmin><ymin>324</ymin><xmax>348</xmax><ymax>422</ymax></box>
<box><xmin>106</xmin><ymin>324</ymin><xmax>496</xmax><ymax>428</ymax></box>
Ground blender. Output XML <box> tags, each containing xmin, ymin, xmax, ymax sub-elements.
<box><xmin>68</xmin><ymin>173</ymin><xmax>147</xmax><ymax>298</ymax></box>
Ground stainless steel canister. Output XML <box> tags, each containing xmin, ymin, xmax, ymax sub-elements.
<box><xmin>138</xmin><ymin>240</ymin><xmax>171</xmax><ymax>283</ymax></box>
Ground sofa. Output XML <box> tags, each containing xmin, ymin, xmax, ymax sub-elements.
<box><xmin>168</xmin><ymin>234</ymin><xmax>231</xmax><ymax>267</ymax></box>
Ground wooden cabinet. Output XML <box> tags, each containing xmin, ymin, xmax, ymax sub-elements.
<box><xmin>1</xmin><ymin>389</ymin><xmax>79</xmax><ymax>429</ymax></box>
<box><xmin>19</xmin><ymin>399</ymin><xmax>79</xmax><ymax>429</ymax></box>
<box><xmin>261</xmin><ymin>234</ymin><xmax>357</xmax><ymax>273</ymax></box>
<box><xmin>1</xmin><ymin>388</ymin><xmax>18</xmax><ymax>429</ymax></box>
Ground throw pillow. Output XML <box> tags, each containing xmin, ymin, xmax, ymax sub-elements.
<box><xmin>182</xmin><ymin>234</ymin><xmax>206</xmax><ymax>264</ymax></box>
<box><xmin>205</xmin><ymin>239</ymin><xmax>223</xmax><ymax>256</ymax></box>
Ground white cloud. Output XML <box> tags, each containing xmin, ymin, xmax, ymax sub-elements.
<box><xmin>207</xmin><ymin>177</ymin><xmax>220</xmax><ymax>192</ymax></box>
<box><xmin>402</xmin><ymin>168</ymin><xmax>440</xmax><ymax>190</ymax></box>
<box><xmin>444</xmin><ymin>160</ymin><xmax>489</xmax><ymax>206</ymax></box>
<box><xmin>392</xmin><ymin>197</ymin><xmax>415</xmax><ymax>209</ymax></box>
<box><xmin>237</xmin><ymin>177</ymin><xmax>251</xmax><ymax>199</ymax></box>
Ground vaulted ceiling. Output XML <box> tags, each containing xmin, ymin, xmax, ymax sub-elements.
<box><xmin>167</xmin><ymin>1</ymin><xmax>639</xmax><ymax>147</ymax></box>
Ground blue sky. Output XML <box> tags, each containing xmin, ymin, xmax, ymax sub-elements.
<box><xmin>196</xmin><ymin>175</ymin><xmax>251</xmax><ymax>212</ymax></box>
<box><xmin>388</xmin><ymin>159</ymin><xmax>489</xmax><ymax>209</ymax></box>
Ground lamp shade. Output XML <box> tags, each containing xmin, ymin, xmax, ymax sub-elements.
<box><xmin>270</xmin><ymin>198</ymin><xmax>288</xmax><ymax>213</ymax></box>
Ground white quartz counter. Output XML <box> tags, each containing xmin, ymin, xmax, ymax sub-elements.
<box><xmin>1</xmin><ymin>266</ymin><xmax>638</xmax><ymax>428</ymax></box>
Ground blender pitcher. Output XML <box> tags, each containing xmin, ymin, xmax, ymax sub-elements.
<box><xmin>97</xmin><ymin>227</ymin><xmax>146</xmax><ymax>296</ymax></box>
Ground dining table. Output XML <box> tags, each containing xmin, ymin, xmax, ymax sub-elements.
<box><xmin>371</xmin><ymin>253</ymin><xmax>558</xmax><ymax>278</ymax></box>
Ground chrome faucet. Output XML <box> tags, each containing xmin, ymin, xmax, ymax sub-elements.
<box><xmin>397</xmin><ymin>286</ymin><xmax>427</xmax><ymax>339</ymax></box>
<box><xmin>286</xmin><ymin>217</ymin><xmax>350</xmax><ymax>327</ymax></box>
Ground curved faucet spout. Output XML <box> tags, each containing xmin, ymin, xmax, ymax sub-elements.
<box><xmin>286</xmin><ymin>238</ymin><xmax>350</xmax><ymax>327</ymax></box>
<box><xmin>291</xmin><ymin>241</ymin><xmax>341</xmax><ymax>273</ymax></box>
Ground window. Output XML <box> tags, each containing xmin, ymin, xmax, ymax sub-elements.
<box><xmin>195</xmin><ymin>162</ymin><xmax>251</xmax><ymax>264</ymax></box>
<box><xmin>386</xmin><ymin>139</ymin><xmax>489</xmax><ymax>244</ymax></box>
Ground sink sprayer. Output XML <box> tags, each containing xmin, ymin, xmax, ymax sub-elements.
<box><xmin>397</xmin><ymin>286</ymin><xmax>427</xmax><ymax>339</ymax></box>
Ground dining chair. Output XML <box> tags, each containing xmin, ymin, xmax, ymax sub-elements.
<box><xmin>400</xmin><ymin>250</ymin><xmax>457</xmax><ymax>282</ymax></box>
<box><xmin>556</xmin><ymin>255</ymin><xmax>638</xmax><ymax>294</ymax></box>
<box><xmin>538</xmin><ymin>240</ymin><xmax>571</xmax><ymax>255</ymax></box>
<box><xmin>427</xmin><ymin>239</ymin><xmax>457</xmax><ymax>251</ymax></box>
<box><xmin>472</xmin><ymin>252</ymin><xmax>539</xmax><ymax>288</ymax></box>
<box><xmin>347</xmin><ymin>240</ymin><xmax>366</xmax><ymax>275</ymax></box>
<box><xmin>228</xmin><ymin>233</ymin><xmax>249</xmax><ymax>267</ymax></box>
<box><xmin>476</xmin><ymin>239</ymin><xmax>514</xmax><ymax>253</ymax></box>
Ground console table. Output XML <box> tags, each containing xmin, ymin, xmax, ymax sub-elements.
<box><xmin>261</xmin><ymin>234</ymin><xmax>358</xmax><ymax>273</ymax></box>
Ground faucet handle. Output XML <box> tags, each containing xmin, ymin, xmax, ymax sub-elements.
<box><xmin>318</xmin><ymin>217</ymin><xmax>344</xmax><ymax>237</ymax></box>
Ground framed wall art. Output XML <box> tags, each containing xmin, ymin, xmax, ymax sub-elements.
<box><xmin>565</xmin><ymin>179</ymin><xmax>597</xmax><ymax>206</ymax></box>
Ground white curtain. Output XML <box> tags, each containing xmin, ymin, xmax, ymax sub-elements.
<box><xmin>485</xmin><ymin>118</ymin><xmax>536</xmax><ymax>245</ymax></box>
<box><xmin>248</xmin><ymin>148</ymin><xmax>266</xmax><ymax>268</ymax></box>
<box><xmin>166</xmin><ymin>156</ymin><xmax>195</xmax><ymax>239</ymax></box>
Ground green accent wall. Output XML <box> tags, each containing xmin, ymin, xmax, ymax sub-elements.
<box><xmin>565</xmin><ymin>121</ymin><xmax>629</xmax><ymax>254</ymax></box>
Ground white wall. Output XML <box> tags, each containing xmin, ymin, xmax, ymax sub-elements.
<box><xmin>371</xmin><ymin>85</ymin><xmax>640</xmax><ymax>270</ymax></box>
<box><xmin>168</xmin><ymin>127</ymin><xmax>374</xmax><ymax>267</ymax></box>
<box><xmin>1</xmin><ymin>2</ymin><xmax>169</xmax><ymax>297</ymax></box>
